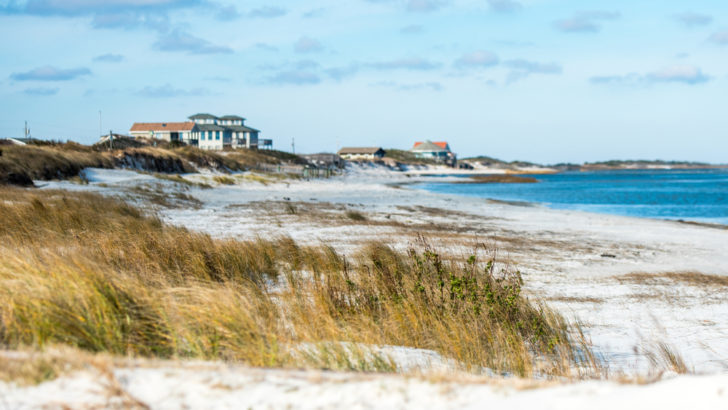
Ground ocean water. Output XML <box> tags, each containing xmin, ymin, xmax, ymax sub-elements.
<box><xmin>416</xmin><ymin>169</ymin><xmax>728</xmax><ymax>225</ymax></box>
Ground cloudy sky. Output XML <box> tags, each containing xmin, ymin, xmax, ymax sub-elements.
<box><xmin>1</xmin><ymin>0</ymin><xmax>727</xmax><ymax>163</ymax></box>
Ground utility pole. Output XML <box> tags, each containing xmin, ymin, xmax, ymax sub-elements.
<box><xmin>109</xmin><ymin>130</ymin><xmax>113</xmax><ymax>150</ymax></box>
<box><xmin>291</xmin><ymin>137</ymin><xmax>295</xmax><ymax>154</ymax></box>
<box><xmin>24</xmin><ymin>121</ymin><xmax>27</xmax><ymax>138</ymax></box>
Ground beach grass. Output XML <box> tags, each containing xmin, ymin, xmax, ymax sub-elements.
<box><xmin>0</xmin><ymin>144</ymin><xmax>113</xmax><ymax>185</ymax></box>
<box><xmin>212</xmin><ymin>175</ymin><xmax>236</xmax><ymax>185</ymax></box>
<box><xmin>0</xmin><ymin>141</ymin><xmax>310</xmax><ymax>186</ymax></box>
<box><xmin>0</xmin><ymin>186</ymin><xmax>600</xmax><ymax>377</ymax></box>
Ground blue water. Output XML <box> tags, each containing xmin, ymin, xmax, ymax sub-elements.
<box><xmin>416</xmin><ymin>169</ymin><xmax>728</xmax><ymax>225</ymax></box>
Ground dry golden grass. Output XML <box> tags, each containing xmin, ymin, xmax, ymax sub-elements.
<box><xmin>546</xmin><ymin>296</ymin><xmax>605</xmax><ymax>304</ymax></box>
<box><xmin>151</xmin><ymin>173</ymin><xmax>212</xmax><ymax>189</ymax></box>
<box><xmin>616</xmin><ymin>271</ymin><xmax>728</xmax><ymax>288</ymax></box>
<box><xmin>0</xmin><ymin>142</ymin><xmax>309</xmax><ymax>186</ymax></box>
<box><xmin>0</xmin><ymin>187</ymin><xmax>600</xmax><ymax>378</ymax></box>
<box><xmin>0</xmin><ymin>144</ymin><xmax>113</xmax><ymax>185</ymax></box>
<box><xmin>213</xmin><ymin>175</ymin><xmax>236</xmax><ymax>185</ymax></box>
<box><xmin>640</xmin><ymin>342</ymin><xmax>690</xmax><ymax>375</ymax></box>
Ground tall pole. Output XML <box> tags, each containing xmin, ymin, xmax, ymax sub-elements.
<box><xmin>24</xmin><ymin>121</ymin><xmax>27</xmax><ymax>138</ymax></box>
<box><xmin>291</xmin><ymin>137</ymin><xmax>295</xmax><ymax>154</ymax></box>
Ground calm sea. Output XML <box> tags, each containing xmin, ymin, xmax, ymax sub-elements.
<box><xmin>416</xmin><ymin>169</ymin><xmax>728</xmax><ymax>225</ymax></box>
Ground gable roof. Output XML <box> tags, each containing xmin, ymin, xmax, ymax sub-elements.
<box><xmin>411</xmin><ymin>141</ymin><xmax>450</xmax><ymax>152</ymax></box>
<box><xmin>188</xmin><ymin>113</ymin><xmax>218</xmax><ymax>120</ymax></box>
<box><xmin>227</xmin><ymin>125</ymin><xmax>260</xmax><ymax>133</ymax></box>
<box><xmin>130</xmin><ymin>122</ymin><xmax>196</xmax><ymax>132</ymax></box>
<box><xmin>195</xmin><ymin>124</ymin><xmax>225</xmax><ymax>132</ymax></box>
<box><xmin>218</xmin><ymin>115</ymin><xmax>246</xmax><ymax>121</ymax></box>
<box><xmin>337</xmin><ymin>147</ymin><xmax>385</xmax><ymax>155</ymax></box>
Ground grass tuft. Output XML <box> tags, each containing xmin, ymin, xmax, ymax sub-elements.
<box><xmin>346</xmin><ymin>210</ymin><xmax>367</xmax><ymax>221</ymax></box>
<box><xmin>213</xmin><ymin>175</ymin><xmax>236</xmax><ymax>185</ymax></box>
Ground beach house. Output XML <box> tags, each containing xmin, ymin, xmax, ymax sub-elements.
<box><xmin>410</xmin><ymin>140</ymin><xmax>457</xmax><ymax>166</ymax></box>
<box><xmin>129</xmin><ymin>113</ymin><xmax>268</xmax><ymax>150</ymax></box>
<box><xmin>129</xmin><ymin>122</ymin><xmax>197</xmax><ymax>143</ymax></box>
<box><xmin>337</xmin><ymin>147</ymin><xmax>386</xmax><ymax>161</ymax></box>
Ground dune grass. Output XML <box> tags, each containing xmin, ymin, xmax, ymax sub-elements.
<box><xmin>0</xmin><ymin>144</ymin><xmax>113</xmax><ymax>185</ymax></box>
<box><xmin>0</xmin><ymin>187</ymin><xmax>599</xmax><ymax>377</ymax></box>
<box><xmin>0</xmin><ymin>141</ymin><xmax>309</xmax><ymax>186</ymax></box>
<box><xmin>212</xmin><ymin>175</ymin><xmax>237</xmax><ymax>185</ymax></box>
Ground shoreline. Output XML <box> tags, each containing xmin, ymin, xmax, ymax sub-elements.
<box><xmin>406</xmin><ymin>168</ymin><xmax>728</xmax><ymax>228</ymax></box>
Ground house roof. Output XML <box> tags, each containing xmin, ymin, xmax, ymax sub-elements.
<box><xmin>411</xmin><ymin>140</ymin><xmax>449</xmax><ymax>152</ymax></box>
<box><xmin>188</xmin><ymin>113</ymin><xmax>218</xmax><ymax>120</ymax></box>
<box><xmin>130</xmin><ymin>122</ymin><xmax>196</xmax><ymax>132</ymax></box>
<box><xmin>195</xmin><ymin>124</ymin><xmax>226</xmax><ymax>132</ymax></box>
<box><xmin>218</xmin><ymin>115</ymin><xmax>246</xmax><ymax>121</ymax></box>
<box><xmin>337</xmin><ymin>147</ymin><xmax>385</xmax><ymax>155</ymax></box>
<box><xmin>227</xmin><ymin>125</ymin><xmax>260</xmax><ymax>133</ymax></box>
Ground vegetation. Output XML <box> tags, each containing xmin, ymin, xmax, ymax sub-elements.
<box><xmin>213</xmin><ymin>175</ymin><xmax>236</xmax><ymax>185</ymax></box>
<box><xmin>0</xmin><ymin>144</ymin><xmax>113</xmax><ymax>185</ymax></box>
<box><xmin>346</xmin><ymin>210</ymin><xmax>367</xmax><ymax>221</ymax></box>
<box><xmin>384</xmin><ymin>149</ymin><xmax>440</xmax><ymax>165</ymax></box>
<box><xmin>0</xmin><ymin>187</ymin><xmax>598</xmax><ymax>377</ymax></box>
<box><xmin>0</xmin><ymin>138</ymin><xmax>308</xmax><ymax>186</ymax></box>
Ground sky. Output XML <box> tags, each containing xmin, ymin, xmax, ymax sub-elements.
<box><xmin>1</xmin><ymin>0</ymin><xmax>727</xmax><ymax>164</ymax></box>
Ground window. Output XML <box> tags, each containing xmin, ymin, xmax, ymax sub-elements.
<box><xmin>216</xmin><ymin>131</ymin><xmax>220</xmax><ymax>140</ymax></box>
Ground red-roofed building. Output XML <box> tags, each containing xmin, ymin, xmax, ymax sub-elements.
<box><xmin>413</xmin><ymin>141</ymin><xmax>451</xmax><ymax>151</ymax></box>
<box><xmin>410</xmin><ymin>140</ymin><xmax>456</xmax><ymax>166</ymax></box>
<box><xmin>129</xmin><ymin>122</ymin><xmax>197</xmax><ymax>142</ymax></box>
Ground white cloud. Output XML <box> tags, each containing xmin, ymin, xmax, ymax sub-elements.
<box><xmin>488</xmin><ymin>0</ymin><xmax>521</xmax><ymax>13</ymax></box>
<box><xmin>136</xmin><ymin>83</ymin><xmax>208</xmax><ymax>97</ymax></box>
<box><xmin>248</xmin><ymin>6</ymin><xmax>286</xmax><ymax>18</ymax></box>
<box><xmin>647</xmin><ymin>65</ymin><xmax>710</xmax><ymax>84</ymax></box>
<box><xmin>268</xmin><ymin>70</ymin><xmax>321</xmax><ymax>85</ymax></box>
<box><xmin>2</xmin><ymin>0</ymin><xmax>200</xmax><ymax>15</ymax></box>
<box><xmin>93</xmin><ymin>53</ymin><xmax>124</xmax><ymax>63</ymax></box>
<box><xmin>23</xmin><ymin>86</ymin><xmax>60</xmax><ymax>96</ymax></box>
<box><xmin>406</xmin><ymin>0</ymin><xmax>444</xmax><ymax>13</ymax></box>
<box><xmin>454</xmin><ymin>50</ymin><xmax>499</xmax><ymax>68</ymax></box>
<box><xmin>591</xmin><ymin>65</ymin><xmax>710</xmax><ymax>86</ymax></box>
<box><xmin>504</xmin><ymin>59</ymin><xmax>561</xmax><ymax>82</ymax></box>
<box><xmin>11</xmin><ymin>65</ymin><xmax>92</xmax><ymax>81</ymax></box>
<box><xmin>372</xmin><ymin>81</ymin><xmax>443</xmax><ymax>92</ymax></box>
<box><xmin>709</xmin><ymin>30</ymin><xmax>728</xmax><ymax>45</ymax></box>
<box><xmin>154</xmin><ymin>29</ymin><xmax>232</xmax><ymax>54</ymax></box>
<box><xmin>294</xmin><ymin>36</ymin><xmax>324</xmax><ymax>53</ymax></box>
<box><xmin>674</xmin><ymin>12</ymin><xmax>712</xmax><ymax>28</ymax></box>
<box><xmin>555</xmin><ymin>11</ymin><xmax>621</xmax><ymax>33</ymax></box>
<box><xmin>400</xmin><ymin>24</ymin><xmax>424</xmax><ymax>34</ymax></box>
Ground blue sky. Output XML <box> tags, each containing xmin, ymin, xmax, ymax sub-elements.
<box><xmin>1</xmin><ymin>0</ymin><xmax>727</xmax><ymax>163</ymax></box>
